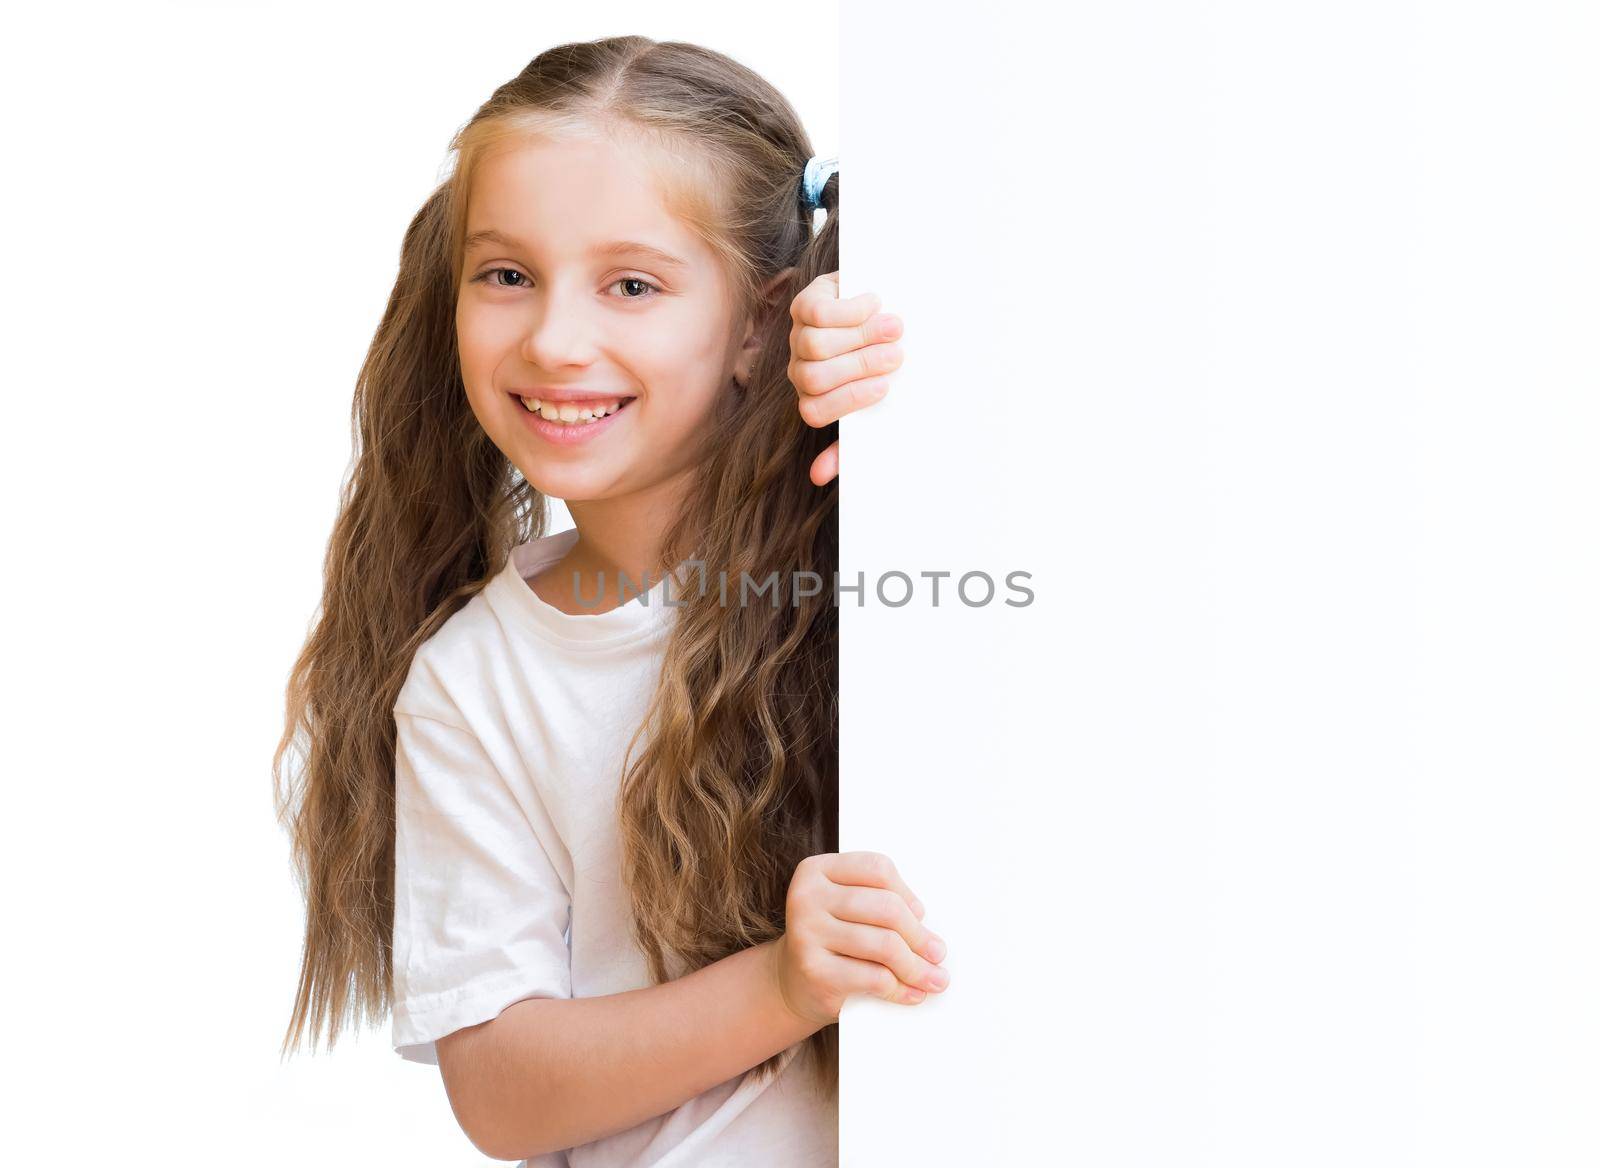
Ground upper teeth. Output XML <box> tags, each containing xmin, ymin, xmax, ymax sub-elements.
<box><xmin>518</xmin><ymin>396</ymin><xmax>628</xmax><ymax>424</ymax></box>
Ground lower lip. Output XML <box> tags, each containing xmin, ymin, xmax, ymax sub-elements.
<box><xmin>512</xmin><ymin>396</ymin><xmax>636</xmax><ymax>446</ymax></box>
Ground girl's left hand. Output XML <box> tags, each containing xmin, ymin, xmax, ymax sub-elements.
<box><xmin>788</xmin><ymin>271</ymin><xmax>905</xmax><ymax>486</ymax></box>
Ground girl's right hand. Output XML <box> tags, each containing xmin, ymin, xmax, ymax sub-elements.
<box><xmin>765</xmin><ymin>851</ymin><xmax>950</xmax><ymax>1027</ymax></box>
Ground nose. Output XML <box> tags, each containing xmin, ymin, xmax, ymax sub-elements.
<box><xmin>518</xmin><ymin>281</ymin><xmax>602</xmax><ymax>370</ymax></box>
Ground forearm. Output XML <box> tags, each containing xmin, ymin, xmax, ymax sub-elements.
<box><xmin>447</xmin><ymin>938</ymin><xmax>820</xmax><ymax>1160</ymax></box>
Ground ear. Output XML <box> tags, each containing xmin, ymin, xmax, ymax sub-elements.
<box><xmin>733</xmin><ymin>266</ymin><xmax>798</xmax><ymax>388</ymax></box>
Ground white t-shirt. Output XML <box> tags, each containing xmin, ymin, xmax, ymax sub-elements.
<box><xmin>390</xmin><ymin>526</ymin><xmax>837</xmax><ymax>1168</ymax></box>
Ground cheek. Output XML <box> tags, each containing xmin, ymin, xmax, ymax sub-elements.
<box><xmin>455</xmin><ymin>317</ymin><xmax>485</xmax><ymax>375</ymax></box>
<box><xmin>634</xmin><ymin>321</ymin><xmax>731</xmax><ymax>407</ymax></box>
<box><xmin>638</xmin><ymin>375</ymin><xmax>724</xmax><ymax>451</ymax></box>
<box><xmin>454</xmin><ymin>313</ymin><xmax>513</xmax><ymax>432</ymax></box>
<box><xmin>455</xmin><ymin>304</ymin><xmax>515</xmax><ymax>380</ymax></box>
<box><xmin>636</xmin><ymin>367</ymin><xmax>733</xmax><ymax>466</ymax></box>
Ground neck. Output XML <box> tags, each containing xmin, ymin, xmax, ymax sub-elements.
<box><xmin>563</xmin><ymin>465</ymin><xmax>698</xmax><ymax>597</ymax></box>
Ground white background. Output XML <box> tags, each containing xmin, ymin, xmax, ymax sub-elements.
<box><xmin>839</xmin><ymin>3</ymin><xmax>1600</xmax><ymax>1164</ymax></box>
<box><xmin>5</xmin><ymin>2</ymin><xmax>1598</xmax><ymax>1165</ymax></box>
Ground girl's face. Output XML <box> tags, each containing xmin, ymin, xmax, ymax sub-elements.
<box><xmin>456</xmin><ymin>135</ymin><xmax>745</xmax><ymax>503</ymax></box>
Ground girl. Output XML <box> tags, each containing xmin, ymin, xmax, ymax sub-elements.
<box><xmin>273</xmin><ymin>36</ymin><xmax>948</xmax><ymax>1166</ymax></box>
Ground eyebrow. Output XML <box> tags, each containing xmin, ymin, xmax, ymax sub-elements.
<box><xmin>463</xmin><ymin>229</ymin><xmax>689</xmax><ymax>271</ymax></box>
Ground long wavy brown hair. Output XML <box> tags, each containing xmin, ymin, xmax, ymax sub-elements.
<box><xmin>272</xmin><ymin>35</ymin><xmax>840</xmax><ymax>1100</ymax></box>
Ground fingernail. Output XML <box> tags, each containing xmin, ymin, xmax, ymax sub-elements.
<box><xmin>927</xmin><ymin>935</ymin><xmax>947</xmax><ymax>962</ymax></box>
<box><xmin>926</xmin><ymin>966</ymin><xmax>950</xmax><ymax>990</ymax></box>
<box><xmin>881</xmin><ymin>315</ymin><xmax>903</xmax><ymax>339</ymax></box>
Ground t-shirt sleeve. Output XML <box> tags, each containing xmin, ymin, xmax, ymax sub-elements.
<box><xmin>390</xmin><ymin>708</ymin><xmax>574</xmax><ymax>1066</ymax></box>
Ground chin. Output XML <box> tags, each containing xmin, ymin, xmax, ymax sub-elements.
<box><xmin>519</xmin><ymin>462</ymin><xmax>622</xmax><ymax>503</ymax></box>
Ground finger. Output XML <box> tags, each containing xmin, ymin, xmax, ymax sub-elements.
<box><xmin>829</xmin><ymin>884</ymin><xmax>946</xmax><ymax>965</ymax></box>
<box><xmin>797</xmin><ymin>374</ymin><xmax>893</xmax><ymax>428</ymax></box>
<box><xmin>791</xmin><ymin>341</ymin><xmax>904</xmax><ymax>399</ymax></box>
<box><xmin>820</xmin><ymin>851</ymin><xmax>923</xmax><ymax>921</ymax></box>
<box><xmin>821</xmin><ymin>949</ymin><xmax>929</xmax><ymax>1007</ymax></box>
<box><xmin>825</xmin><ymin>919</ymin><xmax>950</xmax><ymax>995</ymax></box>
<box><xmin>787</xmin><ymin>271</ymin><xmax>841</xmax><ymax>326</ymax></box>
<box><xmin>791</xmin><ymin>272</ymin><xmax>881</xmax><ymax>329</ymax></box>
<box><xmin>790</xmin><ymin>312</ymin><xmax>904</xmax><ymax>363</ymax></box>
<box><xmin>809</xmin><ymin>441</ymin><xmax>839</xmax><ymax>487</ymax></box>
<box><xmin>798</xmin><ymin>290</ymin><xmax>881</xmax><ymax>329</ymax></box>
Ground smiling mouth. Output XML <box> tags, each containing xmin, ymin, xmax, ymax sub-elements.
<box><xmin>515</xmin><ymin>395</ymin><xmax>637</xmax><ymax>426</ymax></box>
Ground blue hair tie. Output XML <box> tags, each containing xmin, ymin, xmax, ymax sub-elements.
<box><xmin>801</xmin><ymin>154</ymin><xmax>838</xmax><ymax>213</ymax></box>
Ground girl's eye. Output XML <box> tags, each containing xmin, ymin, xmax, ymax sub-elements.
<box><xmin>472</xmin><ymin>267</ymin><xmax>529</xmax><ymax>288</ymax></box>
<box><xmin>610</xmin><ymin>276</ymin><xmax>662</xmax><ymax>300</ymax></box>
<box><xmin>468</xmin><ymin>268</ymin><xmax>661</xmax><ymax>300</ymax></box>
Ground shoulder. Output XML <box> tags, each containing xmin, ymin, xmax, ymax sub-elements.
<box><xmin>392</xmin><ymin>584</ymin><xmax>509</xmax><ymax>727</ymax></box>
